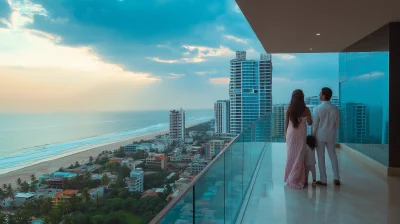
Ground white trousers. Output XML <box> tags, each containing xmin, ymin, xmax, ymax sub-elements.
<box><xmin>305</xmin><ymin>165</ymin><xmax>316</xmax><ymax>181</ymax></box>
<box><xmin>316</xmin><ymin>140</ymin><xmax>340</xmax><ymax>182</ymax></box>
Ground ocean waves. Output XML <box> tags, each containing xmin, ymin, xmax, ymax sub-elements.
<box><xmin>0</xmin><ymin>115</ymin><xmax>212</xmax><ymax>175</ymax></box>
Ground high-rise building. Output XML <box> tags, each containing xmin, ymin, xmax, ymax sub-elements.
<box><xmin>169</xmin><ymin>108</ymin><xmax>185</xmax><ymax>143</ymax></box>
<box><xmin>214</xmin><ymin>100</ymin><xmax>230</xmax><ymax>134</ymax></box>
<box><xmin>340</xmin><ymin>103</ymin><xmax>368</xmax><ymax>144</ymax></box>
<box><xmin>384</xmin><ymin>120</ymin><xmax>389</xmax><ymax>144</ymax></box>
<box><xmin>229</xmin><ymin>51</ymin><xmax>272</xmax><ymax>140</ymax></box>
<box><xmin>272</xmin><ymin>104</ymin><xmax>288</xmax><ymax>142</ymax></box>
<box><xmin>306</xmin><ymin>105</ymin><xmax>317</xmax><ymax>135</ymax></box>
<box><xmin>305</xmin><ymin>96</ymin><xmax>339</xmax><ymax>108</ymax></box>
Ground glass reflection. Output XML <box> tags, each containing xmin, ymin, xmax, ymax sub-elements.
<box><xmin>339</xmin><ymin>52</ymin><xmax>389</xmax><ymax>165</ymax></box>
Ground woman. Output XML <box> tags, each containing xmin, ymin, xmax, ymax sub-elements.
<box><xmin>284</xmin><ymin>89</ymin><xmax>312</xmax><ymax>189</ymax></box>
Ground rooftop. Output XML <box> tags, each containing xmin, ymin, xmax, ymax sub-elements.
<box><xmin>15</xmin><ymin>193</ymin><xmax>35</xmax><ymax>198</ymax></box>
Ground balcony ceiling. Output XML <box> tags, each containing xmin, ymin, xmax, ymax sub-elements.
<box><xmin>236</xmin><ymin>0</ymin><xmax>400</xmax><ymax>53</ymax></box>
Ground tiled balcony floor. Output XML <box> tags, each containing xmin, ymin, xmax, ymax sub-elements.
<box><xmin>238</xmin><ymin>143</ymin><xmax>400</xmax><ymax>224</ymax></box>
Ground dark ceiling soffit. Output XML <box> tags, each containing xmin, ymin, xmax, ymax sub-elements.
<box><xmin>342</xmin><ymin>23</ymin><xmax>389</xmax><ymax>52</ymax></box>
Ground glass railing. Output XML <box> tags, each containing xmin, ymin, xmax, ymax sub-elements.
<box><xmin>150</xmin><ymin>114</ymin><xmax>271</xmax><ymax>224</ymax></box>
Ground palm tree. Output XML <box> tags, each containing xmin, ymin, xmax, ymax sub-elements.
<box><xmin>101</xmin><ymin>174</ymin><xmax>110</xmax><ymax>186</ymax></box>
<box><xmin>16</xmin><ymin>178</ymin><xmax>22</xmax><ymax>186</ymax></box>
<box><xmin>30</xmin><ymin>174</ymin><xmax>36</xmax><ymax>182</ymax></box>
<box><xmin>2</xmin><ymin>184</ymin><xmax>7</xmax><ymax>190</ymax></box>
<box><xmin>7</xmin><ymin>183</ymin><xmax>12</xmax><ymax>195</ymax></box>
<box><xmin>82</xmin><ymin>187</ymin><xmax>90</xmax><ymax>201</ymax></box>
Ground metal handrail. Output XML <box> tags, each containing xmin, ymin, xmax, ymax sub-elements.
<box><xmin>149</xmin><ymin>114</ymin><xmax>269</xmax><ymax>223</ymax></box>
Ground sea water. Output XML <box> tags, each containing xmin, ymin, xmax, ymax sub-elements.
<box><xmin>0</xmin><ymin>109</ymin><xmax>213</xmax><ymax>174</ymax></box>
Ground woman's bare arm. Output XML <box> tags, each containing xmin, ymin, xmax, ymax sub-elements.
<box><xmin>306</xmin><ymin>107</ymin><xmax>313</xmax><ymax>125</ymax></box>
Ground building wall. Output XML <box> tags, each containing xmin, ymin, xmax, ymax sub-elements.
<box><xmin>271</xmin><ymin>104</ymin><xmax>288</xmax><ymax>142</ymax></box>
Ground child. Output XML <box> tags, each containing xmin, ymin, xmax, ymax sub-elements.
<box><xmin>305</xmin><ymin>135</ymin><xmax>317</xmax><ymax>187</ymax></box>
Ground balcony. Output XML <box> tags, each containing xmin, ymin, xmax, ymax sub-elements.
<box><xmin>150</xmin><ymin>116</ymin><xmax>400</xmax><ymax>224</ymax></box>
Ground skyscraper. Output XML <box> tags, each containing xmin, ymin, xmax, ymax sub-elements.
<box><xmin>169</xmin><ymin>108</ymin><xmax>185</xmax><ymax>143</ymax></box>
<box><xmin>229</xmin><ymin>51</ymin><xmax>272</xmax><ymax>140</ymax></box>
<box><xmin>384</xmin><ymin>120</ymin><xmax>389</xmax><ymax>144</ymax></box>
<box><xmin>272</xmin><ymin>104</ymin><xmax>288</xmax><ymax>142</ymax></box>
<box><xmin>214</xmin><ymin>100</ymin><xmax>230</xmax><ymax>134</ymax></box>
<box><xmin>306</xmin><ymin>104</ymin><xmax>316</xmax><ymax>135</ymax></box>
<box><xmin>339</xmin><ymin>103</ymin><xmax>368</xmax><ymax>143</ymax></box>
<box><xmin>305</xmin><ymin>96</ymin><xmax>339</xmax><ymax>107</ymax></box>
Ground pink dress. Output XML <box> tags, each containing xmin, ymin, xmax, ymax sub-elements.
<box><xmin>284</xmin><ymin>116</ymin><xmax>307</xmax><ymax>189</ymax></box>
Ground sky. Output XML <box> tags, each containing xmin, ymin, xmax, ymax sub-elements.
<box><xmin>0</xmin><ymin>0</ymin><xmax>339</xmax><ymax>112</ymax></box>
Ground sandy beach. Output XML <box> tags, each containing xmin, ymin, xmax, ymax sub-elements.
<box><xmin>0</xmin><ymin>121</ymin><xmax>208</xmax><ymax>186</ymax></box>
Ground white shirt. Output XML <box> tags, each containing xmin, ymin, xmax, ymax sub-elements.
<box><xmin>305</xmin><ymin>146</ymin><xmax>316</xmax><ymax>165</ymax></box>
<box><xmin>311</xmin><ymin>101</ymin><xmax>340</xmax><ymax>142</ymax></box>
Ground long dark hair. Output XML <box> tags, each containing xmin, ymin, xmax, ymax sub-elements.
<box><xmin>289</xmin><ymin>89</ymin><xmax>306</xmax><ymax>128</ymax></box>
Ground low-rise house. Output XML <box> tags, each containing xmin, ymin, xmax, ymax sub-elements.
<box><xmin>46</xmin><ymin>178</ymin><xmax>63</xmax><ymax>189</ymax></box>
<box><xmin>141</xmin><ymin>191</ymin><xmax>159</xmax><ymax>199</ymax></box>
<box><xmin>89</xmin><ymin>187</ymin><xmax>104</xmax><ymax>200</ymax></box>
<box><xmin>206</xmin><ymin>131</ymin><xmax>214</xmax><ymax>136</ymax></box>
<box><xmin>169</xmin><ymin>155</ymin><xmax>182</xmax><ymax>162</ymax></box>
<box><xmin>188</xmin><ymin>131</ymin><xmax>201</xmax><ymax>137</ymax></box>
<box><xmin>108</xmin><ymin>157</ymin><xmax>123</xmax><ymax>163</ymax></box>
<box><xmin>174</xmin><ymin>178</ymin><xmax>191</xmax><ymax>190</ymax></box>
<box><xmin>86</xmin><ymin>165</ymin><xmax>102</xmax><ymax>172</ymax></box>
<box><xmin>52</xmin><ymin>172</ymin><xmax>77</xmax><ymax>179</ymax></box>
<box><xmin>165</xmin><ymin>172</ymin><xmax>176</xmax><ymax>180</ymax></box>
<box><xmin>186</xmin><ymin>160</ymin><xmax>209</xmax><ymax>175</ymax></box>
<box><xmin>152</xmin><ymin>142</ymin><xmax>167</xmax><ymax>152</ymax></box>
<box><xmin>185</xmin><ymin>137</ymin><xmax>194</xmax><ymax>144</ymax></box>
<box><xmin>53</xmin><ymin>190</ymin><xmax>78</xmax><ymax>207</ymax></box>
<box><xmin>36</xmin><ymin>189</ymin><xmax>61</xmax><ymax>199</ymax></box>
<box><xmin>145</xmin><ymin>154</ymin><xmax>168</xmax><ymax>170</ymax></box>
<box><xmin>14</xmin><ymin>192</ymin><xmax>35</xmax><ymax>207</ymax></box>
<box><xmin>1</xmin><ymin>195</ymin><xmax>15</xmax><ymax>209</ymax></box>
<box><xmin>124</xmin><ymin>144</ymin><xmax>139</xmax><ymax>154</ymax></box>
<box><xmin>31</xmin><ymin>218</ymin><xmax>45</xmax><ymax>224</ymax></box>
<box><xmin>91</xmin><ymin>174</ymin><xmax>104</xmax><ymax>180</ymax></box>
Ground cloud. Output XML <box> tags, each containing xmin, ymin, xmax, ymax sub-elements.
<box><xmin>6</xmin><ymin>0</ymin><xmax>47</xmax><ymax>29</ymax></box>
<box><xmin>183</xmin><ymin>45</ymin><xmax>234</xmax><ymax>58</ymax></box>
<box><xmin>147</xmin><ymin>57</ymin><xmax>179</xmax><ymax>64</ymax></box>
<box><xmin>209</xmin><ymin>77</ymin><xmax>230</xmax><ymax>85</ymax></box>
<box><xmin>168</xmin><ymin>73</ymin><xmax>185</xmax><ymax>79</ymax></box>
<box><xmin>273</xmin><ymin>54</ymin><xmax>296</xmax><ymax>60</ymax></box>
<box><xmin>355</xmin><ymin>71</ymin><xmax>384</xmax><ymax>80</ymax></box>
<box><xmin>196</xmin><ymin>70</ymin><xmax>217</xmax><ymax>76</ymax></box>
<box><xmin>181</xmin><ymin>57</ymin><xmax>205</xmax><ymax>63</ymax></box>
<box><xmin>224</xmin><ymin>35</ymin><xmax>247</xmax><ymax>44</ymax></box>
<box><xmin>149</xmin><ymin>45</ymin><xmax>233</xmax><ymax>64</ymax></box>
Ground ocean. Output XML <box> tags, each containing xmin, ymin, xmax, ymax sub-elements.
<box><xmin>0</xmin><ymin>109</ymin><xmax>213</xmax><ymax>175</ymax></box>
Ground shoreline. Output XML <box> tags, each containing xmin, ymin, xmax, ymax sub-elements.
<box><xmin>0</xmin><ymin>120</ymin><xmax>210</xmax><ymax>186</ymax></box>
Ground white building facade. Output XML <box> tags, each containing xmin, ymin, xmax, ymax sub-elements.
<box><xmin>214</xmin><ymin>100</ymin><xmax>230</xmax><ymax>134</ymax></box>
<box><xmin>169</xmin><ymin>108</ymin><xmax>185</xmax><ymax>143</ymax></box>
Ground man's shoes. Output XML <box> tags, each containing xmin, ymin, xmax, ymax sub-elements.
<box><xmin>333</xmin><ymin>179</ymin><xmax>341</xmax><ymax>186</ymax></box>
<box><xmin>316</xmin><ymin>181</ymin><xmax>327</xmax><ymax>186</ymax></box>
<box><xmin>311</xmin><ymin>181</ymin><xmax>317</xmax><ymax>187</ymax></box>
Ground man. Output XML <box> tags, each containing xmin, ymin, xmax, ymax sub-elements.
<box><xmin>311</xmin><ymin>87</ymin><xmax>341</xmax><ymax>186</ymax></box>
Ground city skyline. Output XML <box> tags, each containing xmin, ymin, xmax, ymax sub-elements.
<box><xmin>0</xmin><ymin>0</ymin><xmax>338</xmax><ymax>112</ymax></box>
